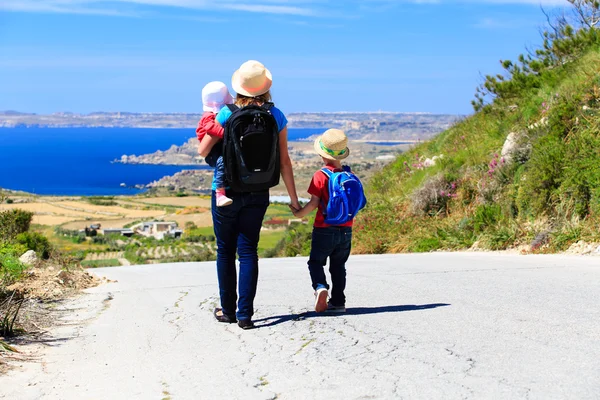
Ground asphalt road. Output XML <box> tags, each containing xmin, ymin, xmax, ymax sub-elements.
<box><xmin>1</xmin><ymin>253</ymin><xmax>599</xmax><ymax>400</ymax></box>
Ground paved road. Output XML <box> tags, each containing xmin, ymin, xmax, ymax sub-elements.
<box><xmin>2</xmin><ymin>253</ymin><xmax>599</xmax><ymax>399</ymax></box>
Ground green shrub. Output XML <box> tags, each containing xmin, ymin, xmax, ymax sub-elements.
<box><xmin>0</xmin><ymin>254</ymin><xmax>25</xmax><ymax>286</ymax></box>
<box><xmin>0</xmin><ymin>209</ymin><xmax>34</xmax><ymax>242</ymax></box>
<box><xmin>472</xmin><ymin>204</ymin><xmax>503</xmax><ymax>234</ymax></box>
<box><xmin>15</xmin><ymin>232</ymin><xmax>53</xmax><ymax>259</ymax></box>
<box><xmin>86</xmin><ymin>196</ymin><xmax>118</xmax><ymax>206</ymax></box>
<box><xmin>124</xmin><ymin>251</ymin><xmax>146</xmax><ymax>265</ymax></box>
<box><xmin>81</xmin><ymin>259</ymin><xmax>121</xmax><ymax>268</ymax></box>
<box><xmin>0</xmin><ymin>243</ymin><xmax>28</xmax><ymax>258</ymax></box>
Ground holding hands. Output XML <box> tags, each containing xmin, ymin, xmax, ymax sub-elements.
<box><xmin>289</xmin><ymin>195</ymin><xmax>320</xmax><ymax>219</ymax></box>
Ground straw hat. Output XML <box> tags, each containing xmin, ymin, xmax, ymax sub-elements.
<box><xmin>314</xmin><ymin>129</ymin><xmax>350</xmax><ymax>160</ymax></box>
<box><xmin>231</xmin><ymin>60</ymin><xmax>273</xmax><ymax>97</ymax></box>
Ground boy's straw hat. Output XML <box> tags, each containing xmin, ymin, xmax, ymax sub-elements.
<box><xmin>314</xmin><ymin>129</ymin><xmax>350</xmax><ymax>160</ymax></box>
<box><xmin>232</xmin><ymin>60</ymin><xmax>272</xmax><ymax>97</ymax></box>
<box><xmin>202</xmin><ymin>81</ymin><xmax>233</xmax><ymax>113</ymax></box>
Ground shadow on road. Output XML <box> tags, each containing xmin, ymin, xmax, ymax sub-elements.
<box><xmin>254</xmin><ymin>303</ymin><xmax>450</xmax><ymax>328</ymax></box>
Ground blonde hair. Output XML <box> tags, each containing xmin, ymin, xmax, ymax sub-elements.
<box><xmin>235</xmin><ymin>91</ymin><xmax>272</xmax><ymax>107</ymax></box>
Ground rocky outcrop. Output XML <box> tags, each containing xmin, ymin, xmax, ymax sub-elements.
<box><xmin>116</xmin><ymin>138</ymin><xmax>204</xmax><ymax>166</ymax></box>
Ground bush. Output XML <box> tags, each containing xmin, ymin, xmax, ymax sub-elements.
<box><xmin>0</xmin><ymin>209</ymin><xmax>34</xmax><ymax>242</ymax></box>
<box><xmin>15</xmin><ymin>232</ymin><xmax>53</xmax><ymax>259</ymax></box>
<box><xmin>410</xmin><ymin>174</ymin><xmax>456</xmax><ymax>216</ymax></box>
<box><xmin>0</xmin><ymin>254</ymin><xmax>25</xmax><ymax>286</ymax></box>
<box><xmin>81</xmin><ymin>259</ymin><xmax>121</xmax><ymax>268</ymax></box>
<box><xmin>0</xmin><ymin>243</ymin><xmax>28</xmax><ymax>258</ymax></box>
<box><xmin>86</xmin><ymin>196</ymin><xmax>118</xmax><ymax>206</ymax></box>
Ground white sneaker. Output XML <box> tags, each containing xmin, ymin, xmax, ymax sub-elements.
<box><xmin>216</xmin><ymin>195</ymin><xmax>233</xmax><ymax>207</ymax></box>
<box><xmin>314</xmin><ymin>288</ymin><xmax>328</xmax><ymax>313</ymax></box>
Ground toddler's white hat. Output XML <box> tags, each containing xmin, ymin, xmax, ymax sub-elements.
<box><xmin>202</xmin><ymin>81</ymin><xmax>234</xmax><ymax>113</ymax></box>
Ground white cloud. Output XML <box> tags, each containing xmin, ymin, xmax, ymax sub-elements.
<box><xmin>0</xmin><ymin>0</ymin><xmax>317</xmax><ymax>17</ymax></box>
<box><xmin>0</xmin><ymin>0</ymin><xmax>571</xmax><ymax>19</ymax></box>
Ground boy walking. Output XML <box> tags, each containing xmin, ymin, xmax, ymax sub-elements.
<box><xmin>292</xmin><ymin>129</ymin><xmax>366</xmax><ymax>313</ymax></box>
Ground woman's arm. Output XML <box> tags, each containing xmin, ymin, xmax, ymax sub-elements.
<box><xmin>198</xmin><ymin>134</ymin><xmax>221</xmax><ymax>158</ymax></box>
<box><xmin>278</xmin><ymin>126</ymin><xmax>300</xmax><ymax>210</ymax></box>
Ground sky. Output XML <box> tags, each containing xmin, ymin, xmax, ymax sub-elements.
<box><xmin>0</xmin><ymin>0</ymin><xmax>571</xmax><ymax>115</ymax></box>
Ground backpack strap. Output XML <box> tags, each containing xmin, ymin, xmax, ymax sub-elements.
<box><xmin>319</xmin><ymin>168</ymin><xmax>335</xmax><ymax>216</ymax></box>
<box><xmin>342</xmin><ymin>165</ymin><xmax>351</xmax><ymax>173</ymax></box>
<box><xmin>226</xmin><ymin>104</ymin><xmax>239</xmax><ymax>113</ymax></box>
<box><xmin>261</xmin><ymin>102</ymin><xmax>274</xmax><ymax>112</ymax></box>
<box><xmin>320</xmin><ymin>168</ymin><xmax>334</xmax><ymax>178</ymax></box>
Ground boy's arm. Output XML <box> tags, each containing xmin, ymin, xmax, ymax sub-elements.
<box><xmin>198</xmin><ymin>134</ymin><xmax>221</xmax><ymax>158</ymax></box>
<box><xmin>292</xmin><ymin>195</ymin><xmax>320</xmax><ymax>218</ymax></box>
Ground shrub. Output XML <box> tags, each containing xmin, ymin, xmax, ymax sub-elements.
<box><xmin>410</xmin><ymin>174</ymin><xmax>456</xmax><ymax>216</ymax></box>
<box><xmin>0</xmin><ymin>209</ymin><xmax>34</xmax><ymax>243</ymax></box>
<box><xmin>0</xmin><ymin>243</ymin><xmax>28</xmax><ymax>258</ymax></box>
<box><xmin>81</xmin><ymin>259</ymin><xmax>121</xmax><ymax>268</ymax></box>
<box><xmin>0</xmin><ymin>254</ymin><xmax>25</xmax><ymax>286</ymax></box>
<box><xmin>15</xmin><ymin>232</ymin><xmax>53</xmax><ymax>259</ymax></box>
<box><xmin>86</xmin><ymin>196</ymin><xmax>118</xmax><ymax>206</ymax></box>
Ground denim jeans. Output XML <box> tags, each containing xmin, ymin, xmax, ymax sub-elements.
<box><xmin>212</xmin><ymin>156</ymin><xmax>225</xmax><ymax>189</ymax></box>
<box><xmin>211</xmin><ymin>190</ymin><xmax>269</xmax><ymax>321</ymax></box>
<box><xmin>307</xmin><ymin>226</ymin><xmax>352</xmax><ymax>307</ymax></box>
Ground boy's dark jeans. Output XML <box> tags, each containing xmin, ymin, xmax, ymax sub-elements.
<box><xmin>211</xmin><ymin>190</ymin><xmax>269</xmax><ymax>321</ymax></box>
<box><xmin>307</xmin><ymin>226</ymin><xmax>352</xmax><ymax>307</ymax></box>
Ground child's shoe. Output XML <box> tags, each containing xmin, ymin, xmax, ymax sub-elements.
<box><xmin>216</xmin><ymin>189</ymin><xmax>233</xmax><ymax>207</ymax></box>
<box><xmin>314</xmin><ymin>288</ymin><xmax>328</xmax><ymax>313</ymax></box>
<box><xmin>326</xmin><ymin>301</ymin><xmax>346</xmax><ymax>313</ymax></box>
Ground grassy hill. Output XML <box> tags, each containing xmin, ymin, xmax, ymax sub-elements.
<box><xmin>352</xmin><ymin>5</ymin><xmax>600</xmax><ymax>254</ymax></box>
<box><xmin>273</xmin><ymin>2</ymin><xmax>600</xmax><ymax>257</ymax></box>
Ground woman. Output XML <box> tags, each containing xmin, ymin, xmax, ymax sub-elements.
<box><xmin>198</xmin><ymin>60</ymin><xmax>300</xmax><ymax>330</ymax></box>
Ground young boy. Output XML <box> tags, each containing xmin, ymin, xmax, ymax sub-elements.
<box><xmin>196</xmin><ymin>81</ymin><xmax>234</xmax><ymax>207</ymax></box>
<box><xmin>291</xmin><ymin>129</ymin><xmax>356</xmax><ymax>313</ymax></box>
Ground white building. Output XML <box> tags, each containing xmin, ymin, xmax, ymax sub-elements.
<box><xmin>130</xmin><ymin>221</ymin><xmax>182</xmax><ymax>240</ymax></box>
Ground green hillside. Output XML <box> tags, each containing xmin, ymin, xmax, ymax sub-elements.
<box><xmin>353</xmin><ymin>3</ymin><xmax>600</xmax><ymax>254</ymax></box>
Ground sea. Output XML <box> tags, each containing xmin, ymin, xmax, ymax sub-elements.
<box><xmin>0</xmin><ymin>127</ymin><xmax>321</xmax><ymax>196</ymax></box>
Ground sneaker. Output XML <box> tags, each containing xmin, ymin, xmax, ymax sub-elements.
<box><xmin>326</xmin><ymin>302</ymin><xmax>346</xmax><ymax>313</ymax></box>
<box><xmin>314</xmin><ymin>288</ymin><xmax>328</xmax><ymax>313</ymax></box>
<box><xmin>216</xmin><ymin>194</ymin><xmax>233</xmax><ymax>207</ymax></box>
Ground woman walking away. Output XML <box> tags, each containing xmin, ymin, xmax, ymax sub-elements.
<box><xmin>211</xmin><ymin>60</ymin><xmax>300</xmax><ymax>330</ymax></box>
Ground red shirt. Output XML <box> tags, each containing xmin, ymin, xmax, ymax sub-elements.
<box><xmin>195</xmin><ymin>112</ymin><xmax>224</xmax><ymax>142</ymax></box>
<box><xmin>307</xmin><ymin>165</ymin><xmax>354</xmax><ymax>228</ymax></box>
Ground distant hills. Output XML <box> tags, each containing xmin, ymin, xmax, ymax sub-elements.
<box><xmin>0</xmin><ymin>111</ymin><xmax>458</xmax><ymax>141</ymax></box>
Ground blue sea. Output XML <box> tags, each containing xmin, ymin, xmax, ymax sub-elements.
<box><xmin>0</xmin><ymin>127</ymin><xmax>320</xmax><ymax>196</ymax></box>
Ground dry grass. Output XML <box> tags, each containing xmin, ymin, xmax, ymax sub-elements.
<box><xmin>0</xmin><ymin>203</ymin><xmax>97</xmax><ymax>218</ymax></box>
<box><xmin>1</xmin><ymin>199</ymin><xmax>167</xmax><ymax>227</ymax></box>
<box><xmin>61</xmin><ymin>218</ymin><xmax>143</xmax><ymax>230</ymax></box>
<box><xmin>169</xmin><ymin>212</ymin><xmax>213</xmax><ymax>227</ymax></box>
<box><xmin>131</xmin><ymin>197</ymin><xmax>211</xmax><ymax>207</ymax></box>
<box><xmin>32</xmin><ymin>215</ymin><xmax>81</xmax><ymax>225</ymax></box>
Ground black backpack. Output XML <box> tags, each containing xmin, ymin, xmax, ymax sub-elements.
<box><xmin>222</xmin><ymin>102</ymin><xmax>280</xmax><ymax>192</ymax></box>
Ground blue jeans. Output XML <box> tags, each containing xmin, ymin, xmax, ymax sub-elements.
<box><xmin>307</xmin><ymin>226</ymin><xmax>352</xmax><ymax>307</ymax></box>
<box><xmin>211</xmin><ymin>190</ymin><xmax>269</xmax><ymax>321</ymax></box>
<box><xmin>205</xmin><ymin>152</ymin><xmax>226</xmax><ymax>190</ymax></box>
<box><xmin>205</xmin><ymin>144</ymin><xmax>225</xmax><ymax>189</ymax></box>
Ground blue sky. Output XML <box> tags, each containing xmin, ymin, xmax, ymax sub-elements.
<box><xmin>0</xmin><ymin>0</ymin><xmax>569</xmax><ymax>115</ymax></box>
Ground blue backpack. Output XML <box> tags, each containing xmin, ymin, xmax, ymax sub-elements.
<box><xmin>320</xmin><ymin>166</ymin><xmax>367</xmax><ymax>225</ymax></box>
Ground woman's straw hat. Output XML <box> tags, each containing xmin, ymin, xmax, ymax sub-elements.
<box><xmin>232</xmin><ymin>60</ymin><xmax>272</xmax><ymax>97</ymax></box>
<box><xmin>314</xmin><ymin>129</ymin><xmax>350</xmax><ymax>160</ymax></box>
